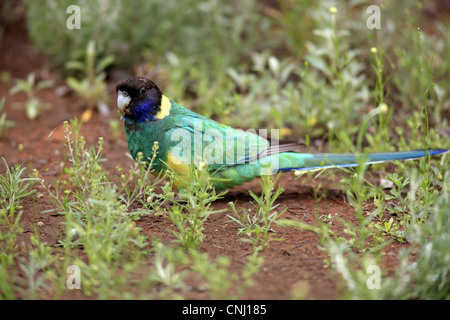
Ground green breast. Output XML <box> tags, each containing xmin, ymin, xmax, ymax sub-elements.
<box><xmin>124</xmin><ymin>119</ymin><xmax>171</xmax><ymax>173</ymax></box>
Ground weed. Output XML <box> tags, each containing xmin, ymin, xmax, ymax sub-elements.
<box><xmin>228</xmin><ymin>173</ymin><xmax>287</xmax><ymax>251</ymax></box>
<box><xmin>16</xmin><ymin>234</ymin><xmax>54</xmax><ymax>300</ymax></box>
<box><xmin>66</xmin><ymin>40</ymin><xmax>114</xmax><ymax>121</ymax></box>
<box><xmin>0</xmin><ymin>158</ymin><xmax>38</xmax><ymax>213</ymax></box>
<box><xmin>115</xmin><ymin>144</ymin><xmax>167</xmax><ymax>213</ymax></box>
<box><xmin>58</xmin><ymin>119</ymin><xmax>108</xmax><ymax>209</ymax></box>
<box><xmin>223</xmin><ymin>52</ymin><xmax>297</xmax><ymax>131</ymax></box>
<box><xmin>0</xmin><ymin>159</ymin><xmax>39</xmax><ymax>299</ymax></box>
<box><xmin>165</xmin><ymin>164</ymin><xmax>227</xmax><ymax>249</ymax></box>
<box><xmin>9</xmin><ymin>73</ymin><xmax>52</xmax><ymax>120</ymax></box>
<box><xmin>373</xmin><ymin>217</ymin><xmax>404</xmax><ymax>242</ymax></box>
<box><xmin>363</xmin><ymin>47</ymin><xmax>393</xmax><ymax>152</ymax></box>
<box><xmin>0</xmin><ymin>98</ymin><xmax>15</xmax><ymax>139</ymax></box>
<box><xmin>148</xmin><ymin>242</ymin><xmax>187</xmax><ymax>289</ymax></box>
<box><xmin>190</xmin><ymin>249</ymin><xmax>263</xmax><ymax>299</ymax></box>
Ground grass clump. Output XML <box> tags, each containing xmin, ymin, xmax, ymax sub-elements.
<box><xmin>29</xmin><ymin>117</ymin><xmax>262</xmax><ymax>299</ymax></box>
<box><xmin>0</xmin><ymin>98</ymin><xmax>15</xmax><ymax>139</ymax></box>
<box><xmin>0</xmin><ymin>158</ymin><xmax>39</xmax><ymax>299</ymax></box>
<box><xmin>9</xmin><ymin>73</ymin><xmax>52</xmax><ymax>121</ymax></box>
<box><xmin>165</xmin><ymin>164</ymin><xmax>227</xmax><ymax>249</ymax></box>
<box><xmin>0</xmin><ymin>158</ymin><xmax>38</xmax><ymax>214</ymax></box>
<box><xmin>65</xmin><ymin>40</ymin><xmax>114</xmax><ymax>121</ymax></box>
<box><xmin>228</xmin><ymin>173</ymin><xmax>287</xmax><ymax>251</ymax></box>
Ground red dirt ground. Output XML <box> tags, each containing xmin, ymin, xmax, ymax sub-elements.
<box><xmin>0</xmin><ymin>13</ymin><xmax>408</xmax><ymax>300</ymax></box>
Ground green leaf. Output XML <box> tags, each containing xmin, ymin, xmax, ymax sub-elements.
<box><xmin>95</xmin><ymin>55</ymin><xmax>115</xmax><ymax>74</ymax></box>
<box><xmin>65</xmin><ymin>60</ymin><xmax>85</xmax><ymax>71</ymax></box>
<box><xmin>36</xmin><ymin>80</ymin><xmax>53</xmax><ymax>91</ymax></box>
<box><xmin>66</xmin><ymin>77</ymin><xmax>85</xmax><ymax>93</ymax></box>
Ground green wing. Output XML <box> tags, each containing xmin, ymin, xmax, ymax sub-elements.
<box><xmin>164</xmin><ymin>101</ymin><xmax>269</xmax><ymax>171</ymax></box>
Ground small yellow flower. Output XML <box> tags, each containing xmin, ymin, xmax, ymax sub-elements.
<box><xmin>306</xmin><ymin>117</ymin><xmax>318</xmax><ymax>127</ymax></box>
<box><xmin>371</xmin><ymin>47</ymin><xmax>377</xmax><ymax>54</ymax></box>
<box><xmin>198</xmin><ymin>161</ymin><xmax>207</xmax><ymax>171</ymax></box>
<box><xmin>280</xmin><ymin>127</ymin><xmax>293</xmax><ymax>137</ymax></box>
<box><xmin>329</xmin><ymin>6</ymin><xmax>337</xmax><ymax>14</ymax></box>
<box><xmin>379</xmin><ymin>103</ymin><xmax>388</xmax><ymax>114</ymax></box>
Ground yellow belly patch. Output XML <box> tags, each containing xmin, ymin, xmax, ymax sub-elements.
<box><xmin>155</xmin><ymin>95</ymin><xmax>171</xmax><ymax>120</ymax></box>
<box><xmin>166</xmin><ymin>153</ymin><xmax>191</xmax><ymax>189</ymax></box>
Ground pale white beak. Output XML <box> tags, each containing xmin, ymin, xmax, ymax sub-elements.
<box><xmin>117</xmin><ymin>90</ymin><xmax>131</xmax><ymax>112</ymax></box>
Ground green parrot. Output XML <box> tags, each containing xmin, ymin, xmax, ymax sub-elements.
<box><xmin>116</xmin><ymin>77</ymin><xmax>448</xmax><ymax>191</ymax></box>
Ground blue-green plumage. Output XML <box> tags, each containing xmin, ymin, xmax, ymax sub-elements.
<box><xmin>116</xmin><ymin>77</ymin><xmax>449</xmax><ymax>191</ymax></box>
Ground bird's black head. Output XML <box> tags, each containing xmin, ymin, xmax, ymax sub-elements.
<box><xmin>116</xmin><ymin>77</ymin><xmax>163</xmax><ymax>122</ymax></box>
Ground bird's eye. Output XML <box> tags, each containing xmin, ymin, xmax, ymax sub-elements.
<box><xmin>121</xmin><ymin>91</ymin><xmax>129</xmax><ymax>97</ymax></box>
<box><xmin>140</xmin><ymin>87</ymin><xmax>146</xmax><ymax>95</ymax></box>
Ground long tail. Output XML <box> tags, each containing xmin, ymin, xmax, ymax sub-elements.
<box><xmin>211</xmin><ymin>148</ymin><xmax>448</xmax><ymax>190</ymax></box>
<box><xmin>277</xmin><ymin>149</ymin><xmax>449</xmax><ymax>171</ymax></box>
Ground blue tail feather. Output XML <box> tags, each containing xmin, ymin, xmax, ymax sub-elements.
<box><xmin>278</xmin><ymin>148</ymin><xmax>449</xmax><ymax>172</ymax></box>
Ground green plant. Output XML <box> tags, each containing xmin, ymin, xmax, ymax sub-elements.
<box><xmin>267</xmin><ymin>0</ymin><xmax>318</xmax><ymax>58</ymax></box>
<box><xmin>190</xmin><ymin>251</ymin><xmax>237</xmax><ymax>299</ymax></box>
<box><xmin>165</xmin><ymin>164</ymin><xmax>227</xmax><ymax>249</ymax></box>
<box><xmin>332</xmin><ymin>170</ymin><xmax>449</xmax><ymax>300</ymax></box>
<box><xmin>44</xmin><ymin>117</ymin><xmax>165</xmax><ymax>218</ymax></box>
<box><xmin>66</xmin><ymin>40</ymin><xmax>114</xmax><ymax>121</ymax></box>
<box><xmin>362</xmin><ymin>47</ymin><xmax>393</xmax><ymax>152</ymax></box>
<box><xmin>148</xmin><ymin>242</ymin><xmax>187</xmax><ymax>290</ymax></box>
<box><xmin>0</xmin><ymin>159</ymin><xmax>39</xmax><ymax>299</ymax></box>
<box><xmin>146</xmin><ymin>240</ymin><xmax>263</xmax><ymax>299</ymax></box>
<box><xmin>0</xmin><ymin>98</ymin><xmax>15</xmax><ymax>139</ymax></box>
<box><xmin>373</xmin><ymin>217</ymin><xmax>404</xmax><ymax>242</ymax></box>
<box><xmin>228</xmin><ymin>173</ymin><xmax>287</xmax><ymax>251</ymax></box>
<box><xmin>26</xmin><ymin>0</ymin><xmax>273</xmax><ymax>74</ymax></box>
<box><xmin>0</xmin><ymin>158</ymin><xmax>38</xmax><ymax>213</ymax></box>
<box><xmin>223</xmin><ymin>52</ymin><xmax>297</xmax><ymax>131</ymax></box>
<box><xmin>58</xmin><ymin>119</ymin><xmax>109</xmax><ymax>208</ymax></box>
<box><xmin>37</xmin><ymin>117</ymin><xmax>168</xmax><ymax>298</ymax></box>
<box><xmin>51</xmin><ymin>164</ymin><xmax>147</xmax><ymax>297</ymax></box>
<box><xmin>0</xmin><ymin>262</ymin><xmax>15</xmax><ymax>299</ymax></box>
<box><xmin>190</xmin><ymin>249</ymin><xmax>263</xmax><ymax>299</ymax></box>
<box><xmin>26</xmin><ymin>0</ymin><xmax>141</xmax><ymax>69</ymax></box>
<box><xmin>15</xmin><ymin>234</ymin><xmax>55</xmax><ymax>300</ymax></box>
<box><xmin>383</xmin><ymin>173</ymin><xmax>410</xmax><ymax>216</ymax></box>
<box><xmin>404</xmin><ymin>188</ymin><xmax>450</xmax><ymax>299</ymax></box>
<box><xmin>16</xmin><ymin>255</ymin><xmax>50</xmax><ymax>300</ymax></box>
<box><xmin>9</xmin><ymin>73</ymin><xmax>52</xmax><ymax>120</ymax></box>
